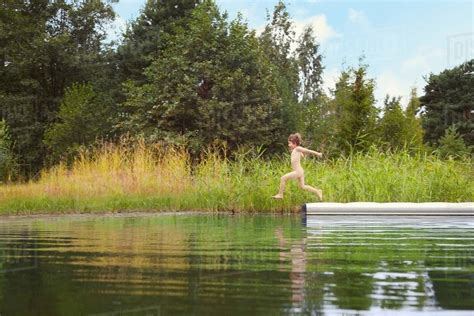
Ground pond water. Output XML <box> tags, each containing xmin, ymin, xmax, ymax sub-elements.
<box><xmin>0</xmin><ymin>214</ymin><xmax>473</xmax><ymax>315</ymax></box>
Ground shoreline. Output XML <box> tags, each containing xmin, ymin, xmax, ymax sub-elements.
<box><xmin>0</xmin><ymin>210</ymin><xmax>205</xmax><ymax>221</ymax></box>
<box><xmin>0</xmin><ymin>209</ymin><xmax>301</xmax><ymax>221</ymax></box>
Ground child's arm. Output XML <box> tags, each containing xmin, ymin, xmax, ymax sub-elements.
<box><xmin>296</xmin><ymin>146</ymin><xmax>323</xmax><ymax>158</ymax></box>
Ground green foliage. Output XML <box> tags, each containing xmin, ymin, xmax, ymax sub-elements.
<box><xmin>332</xmin><ymin>61</ymin><xmax>379</xmax><ymax>155</ymax></box>
<box><xmin>420</xmin><ymin>59</ymin><xmax>473</xmax><ymax>147</ymax></box>
<box><xmin>378</xmin><ymin>95</ymin><xmax>406</xmax><ymax>150</ymax></box>
<box><xmin>44</xmin><ymin>83</ymin><xmax>113</xmax><ymax>163</ymax></box>
<box><xmin>377</xmin><ymin>89</ymin><xmax>426</xmax><ymax>153</ymax></box>
<box><xmin>0</xmin><ymin>0</ymin><xmax>469</xmax><ymax>184</ymax></box>
<box><xmin>403</xmin><ymin>87</ymin><xmax>425</xmax><ymax>150</ymax></box>
<box><xmin>296</xmin><ymin>25</ymin><xmax>326</xmax><ymax>153</ymax></box>
<box><xmin>116</xmin><ymin>0</ymin><xmax>199</xmax><ymax>84</ymax></box>
<box><xmin>302</xmin><ymin>94</ymin><xmax>336</xmax><ymax>155</ymax></box>
<box><xmin>0</xmin><ymin>0</ymin><xmax>115</xmax><ymax>176</ymax></box>
<box><xmin>436</xmin><ymin>125</ymin><xmax>472</xmax><ymax>160</ymax></box>
<box><xmin>259</xmin><ymin>1</ymin><xmax>301</xmax><ymax>142</ymax></box>
<box><xmin>0</xmin><ymin>119</ymin><xmax>18</xmax><ymax>182</ymax></box>
<box><xmin>296</xmin><ymin>26</ymin><xmax>324</xmax><ymax>103</ymax></box>
<box><xmin>120</xmin><ymin>1</ymin><xmax>282</xmax><ymax>152</ymax></box>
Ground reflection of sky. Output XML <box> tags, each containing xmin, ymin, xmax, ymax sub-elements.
<box><xmin>107</xmin><ymin>0</ymin><xmax>473</xmax><ymax>108</ymax></box>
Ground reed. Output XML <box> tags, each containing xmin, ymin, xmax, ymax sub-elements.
<box><xmin>0</xmin><ymin>141</ymin><xmax>472</xmax><ymax>215</ymax></box>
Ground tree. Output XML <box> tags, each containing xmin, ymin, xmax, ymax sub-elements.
<box><xmin>44</xmin><ymin>83</ymin><xmax>113</xmax><ymax>162</ymax></box>
<box><xmin>111</xmin><ymin>0</ymin><xmax>201</xmax><ymax>140</ymax></box>
<box><xmin>420</xmin><ymin>59</ymin><xmax>473</xmax><ymax>148</ymax></box>
<box><xmin>0</xmin><ymin>119</ymin><xmax>17</xmax><ymax>182</ymax></box>
<box><xmin>296</xmin><ymin>26</ymin><xmax>324</xmax><ymax>103</ymax></box>
<box><xmin>378</xmin><ymin>95</ymin><xmax>406</xmax><ymax>150</ymax></box>
<box><xmin>296</xmin><ymin>25</ymin><xmax>326</xmax><ymax>152</ymax></box>
<box><xmin>0</xmin><ymin>0</ymin><xmax>115</xmax><ymax>176</ymax></box>
<box><xmin>259</xmin><ymin>1</ymin><xmax>300</xmax><ymax>142</ymax></box>
<box><xmin>437</xmin><ymin>125</ymin><xmax>472</xmax><ymax>159</ymax></box>
<box><xmin>402</xmin><ymin>87</ymin><xmax>424</xmax><ymax>150</ymax></box>
<box><xmin>116</xmin><ymin>0</ymin><xmax>200</xmax><ymax>85</ymax></box>
<box><xmin>302</xmin><ymin>94</ymin><xmax>337</xmax><ymax>155</ymax></box>
<box><xmin>377</xmin><ymin>89</ymin><xmax>426</xmax><ymax>153</ymax></box>
<box><xmin>119</xmin><ymin>1</ymin><xmax>282</xmax><ymax>153</ymax></box>
<box><xmin>332</xmin><ymin>61</ymin><xmax>379</xmax><ymax>155</ymax></box>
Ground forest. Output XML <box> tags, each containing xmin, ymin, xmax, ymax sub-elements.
<box><xmin>0</xmin><ymin>0</ymin><xmax>472</xmax><ymax>213</ymax></box>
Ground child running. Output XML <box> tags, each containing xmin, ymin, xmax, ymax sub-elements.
<box><xmin>272</xmin><ymin>133</ymin><xmax>323</xmax><ymax>200</ymax></box>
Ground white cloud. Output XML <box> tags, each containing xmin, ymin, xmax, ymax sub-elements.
<box><xmin>375</xmin><ymin>71</ymin><xmax>416</xmax><ymax>109</ymax></box>
<box><xmin>348</xmin><ymin>8</ymin><xmax>369</xmax><ymax>26</ymax></box>
<box><xmin>401</xmin><ymin>47</ymin><xmax>446</xmax><ymax>74</ymax></box>
<box><xmin>254</xmin><ymin>13</ymin><xmax>340</xmax><ymax>52</ymax></box>
<box><xmin>401</xmin><ymin>55</ymin><xmax>430</xmax><ymax>74</ymax></box>
<box><xmin>395</xmin><ymin>46</ymin><xmax>447</xmax><ymax>107</ymax></box>
<box><xmin>293</xmin><ymin>14</ymin><xmax>341</xmax><ymax>44</ymax></box>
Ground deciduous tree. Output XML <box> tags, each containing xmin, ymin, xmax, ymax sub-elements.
<box><xmin>120</xmin><ymin>1</ymin><xmax>282</xmax><ymax>152</ymax></box>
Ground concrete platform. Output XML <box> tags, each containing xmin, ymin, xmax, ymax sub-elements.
<box><xmin>303</xmin><ymin>202</ymin><xmax>474</xmax><ymax>216</ymax></box>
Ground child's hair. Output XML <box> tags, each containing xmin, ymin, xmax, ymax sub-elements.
<box><xmin>288</xmin><ymin>133</ymin><xmax>302</xmax><ymax>146</ymax></box>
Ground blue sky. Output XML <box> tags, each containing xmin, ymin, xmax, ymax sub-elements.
<box><xmin>107</xmin><ymin>0</ymin><xmax>473</xmax><ymax>108</ymax></box>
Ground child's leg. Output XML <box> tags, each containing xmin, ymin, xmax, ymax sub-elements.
<box><xmin>298</xmin><ymin>176</ymin><xmax>323</xmax><ymax>200</ymax></box>
<box><xmin>272</xmin><ymin>171</ymin><xmax>300</xmax><ymax>198</ymax></box>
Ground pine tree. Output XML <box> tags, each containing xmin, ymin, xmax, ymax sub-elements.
<box><xmin>44</xmin><ymin>83</ymin><xmax>113</xmax><ymax>162</ymax></box>
<box><xmin>333</xmin><ymin>61</ymin><xmax>379</xmax><ymax>155</ymax></box>
<box><xmin>302</xmin><ymin>94</ymin><xmax>336</xmax><ymax>155</ymax></box>
<box><xmin>378</xmin><ymin>95</ymin><xmax>406</xmax><ymax>150</ymax></box>
<box><xmin>403</xmin><ymin>87</ymin><xmax>424</xmax><ymax>150</ymax></box>
<box><xmin>420</xmin><ymin>59</ymin><xmax>473</xmax><ymax>147</ymax></box>
<box><xmin>437</xmin><ymin>125</ymin><xmax>472</xmax><ymax>159</ymax></box>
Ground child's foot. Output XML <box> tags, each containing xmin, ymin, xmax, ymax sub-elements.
<box><xmin>315</xmin><ymin>189</ymin><xmax>323</xmax><ymax>201</ymax></box>
<box><xmin>272</xmin><ymin>194</ymin><xmax>283</xmax><ymax>199</ymax></box>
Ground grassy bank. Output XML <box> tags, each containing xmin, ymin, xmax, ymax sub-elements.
<box><xmin>0</xmin><ymin>141</ymin><xmax>472</xmax><ymax>215</ymax></box>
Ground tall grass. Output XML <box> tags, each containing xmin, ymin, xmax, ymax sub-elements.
<box><xmin>0</xmin><ymin>140</ymin><xmax>472</xmax><ymax>215</ymax></box>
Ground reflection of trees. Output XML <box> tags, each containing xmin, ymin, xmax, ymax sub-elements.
<box><xmin>307</xmin><ymin>227</ymin><xmax>377</xmax><ymax>311</ymax></box>
<box><xmin>429</xmin><ymin>270</ymin><xmax>474</xmax><ymax>309</ymax></box>
<box><xmin>0</xmin><ymin>226</ymin><xmax>50</xmax><ymax>315</ymax></box>
<box><xmin>427</xmin><ymin>247</ymin><xmax>474</xmax><ymax>309</ymax></box>
<box><xmin>0</xmin><ymin>215</ymin><xmax>303</xmax><ymax>314</ymax></box>
<box><xmin>304</xmin><ymin>224</ymin><xmax>470</xmax><ymax>312</ymax></box>
<box><xmin>179</xmin><ymin>216</ymin><xmax>299</xmax><ymax>315</ymax></box>
<box><xmin>0</xmin><ymin>216</ymin><xmax>472</xmax><ymax>314</ymax></box>
<box><xmin>332</xmin><ymin>271</ymin><xmax>373</xmax><ymax>310</ymax></box>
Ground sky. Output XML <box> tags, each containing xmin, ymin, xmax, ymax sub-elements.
<box><xmin>106</xmin><ymin>0</ymin><xmax>474</xmax><ymax>108</ymax></box>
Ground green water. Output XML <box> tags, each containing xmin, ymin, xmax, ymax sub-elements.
<box><xmin>0</xmin><ymin>214</ymin><xmax>472</xmax><ymax>315</ymax></box>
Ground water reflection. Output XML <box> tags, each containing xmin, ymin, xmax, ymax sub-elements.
<box><xmin>275</xmin><ymin>226</ymin><xmax>307</xmax><ymax>306</ymax></box>
<box><xmin>0</xmin><ymin>214</ymin><xmax>472</xmax><ymax>315</ymax></box>
<box><xmin>305</xmin><ymin>216</ymin><xmax>474</xmax><ymax>313</ymax></box>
